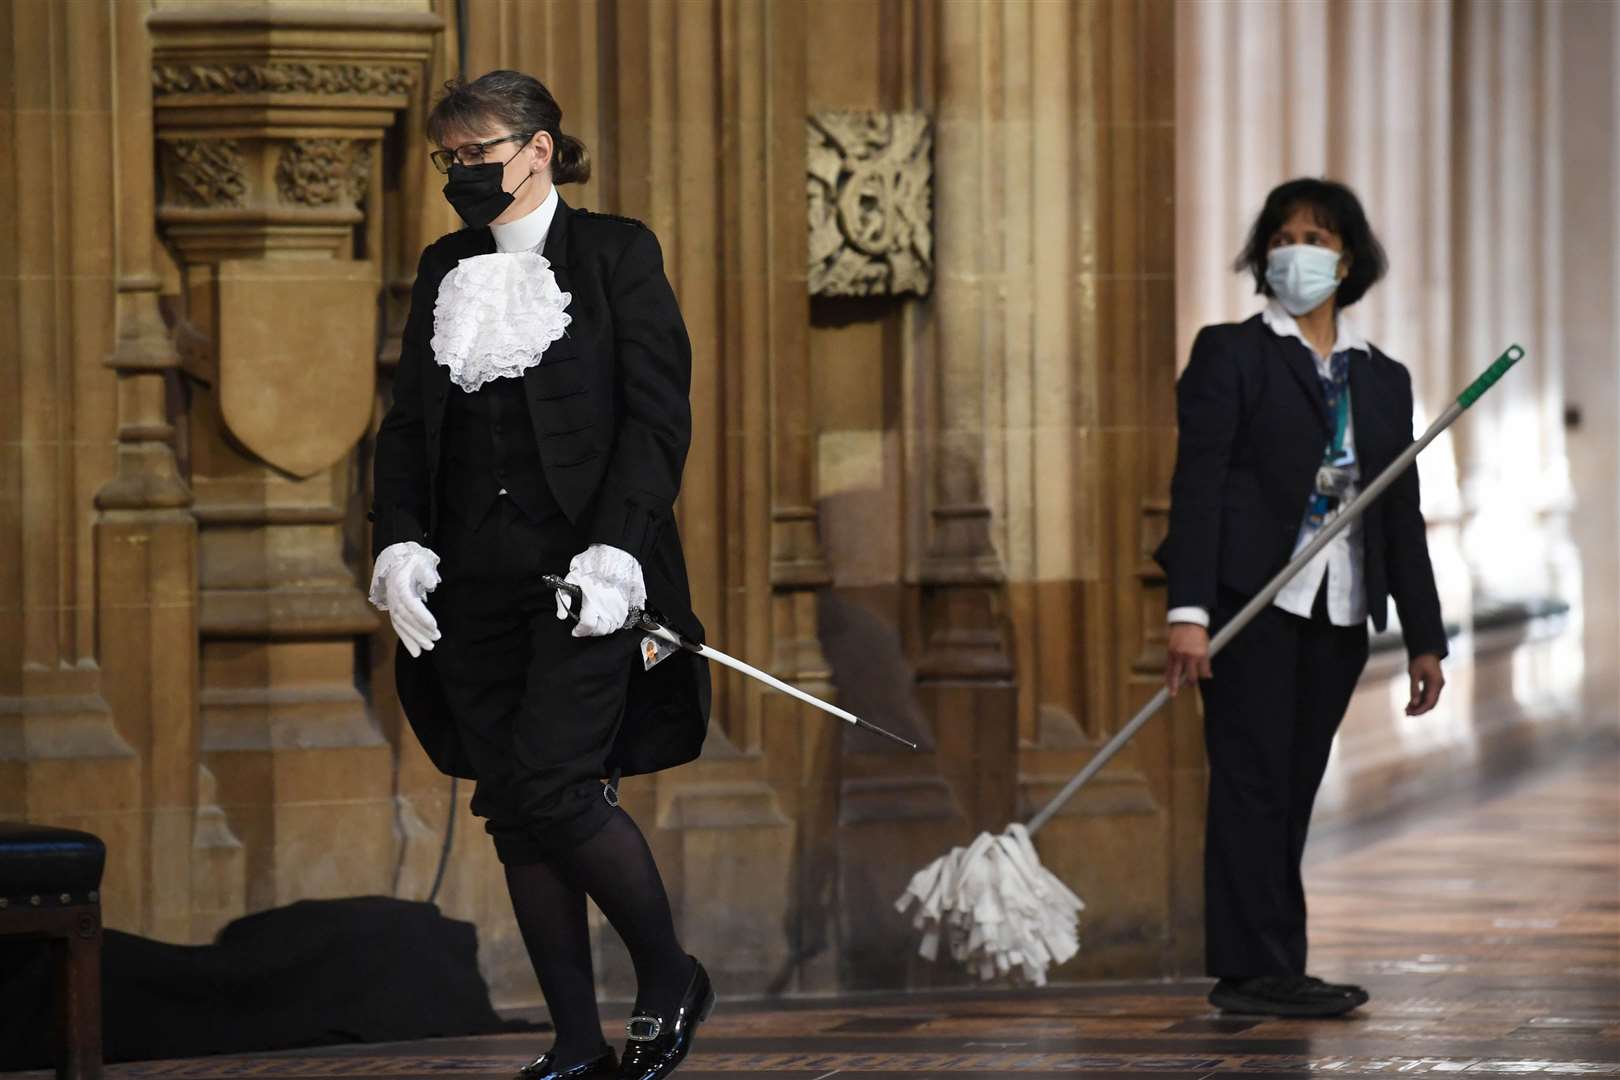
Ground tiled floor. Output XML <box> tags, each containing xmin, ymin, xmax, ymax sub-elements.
<box><xmin>38</xmin><ymin>739</ymin><xmax>1620</xmax><ymax>1079</ymax></box>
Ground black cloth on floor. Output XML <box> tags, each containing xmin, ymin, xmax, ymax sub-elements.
<box><xmin>1200</xmin><ymin>584</ymin><xmax>1369</xmax><ymax>979</ymax></box>
<box><xmin>0</xmin><ymin>896</ymin><xmax>534</xmax><ymax>1068</ymax></box>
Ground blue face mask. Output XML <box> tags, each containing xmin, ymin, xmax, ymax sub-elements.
<box><xmin>1265</xmin><ymin>244</ymin><xmax>1342</xmax><ymax>316</ymax></box>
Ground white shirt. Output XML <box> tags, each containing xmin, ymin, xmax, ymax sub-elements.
<box><xmin>1168</xmin><ymin>300</ymin><xmax>1369</xmax><ymax>630</ymax></box>
<box><xmin>490</xmin><ymin>183</ymin><xmax>558</xmax><ymax>254</ymax></box>
<box><xmin>488</xmin><ymin>184</ymin><xmax>557</xmax><ymax>498</ymax></box>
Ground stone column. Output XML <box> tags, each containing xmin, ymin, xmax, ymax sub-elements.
<box><xmin>815</xmin><ymin>0</ymin><xmax>1015</xmax><ymax>992</ymax></box>
<box><xmin>1</xmin><ymin>0</ymin><xmax>140</xmax><ymax>932</ymax></box>
<box><xmin>148</xmin><ymin>2</ymin><xmax>438</xmax><ymax>919</ymax></box>
<box><xmin>1452</xmin><ymin>0</ymin><xmax>1574</xmax><ymax>596</ymax></box>
<box><xmin>94</xmin><ymin>0</ymin><xmax>201</xmax><ymax>945</ymax></box>
<box><xmin>914</xmin><ymin>0</ymin><xmax>1020</xmax><ymax>935</ymax></box>
<box><xmin>449</xmin><ymin>0</ymin><xmax>818</xmax><ymax>1004</ymax></box>
<box><xmin>606</xmin><ymin>0</ymin><xmax>812</xmax><ymax>1001</ymax></box>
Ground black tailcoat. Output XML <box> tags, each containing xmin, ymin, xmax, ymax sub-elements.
<box><xmin>1153</xmin><ymin>314</ymin><xmax>1448</xmax><ymax>660</ymax></box>
<box><xmin>370</xmin><ymin>197</ymin><xmax>710</xmax><ymax>779</ymax></box>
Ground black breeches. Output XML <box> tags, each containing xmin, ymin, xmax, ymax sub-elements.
<box><xmin>1199</xmin><ymin>586</ymin><xmax>1369</xmax><ymax>979</ymax></box>
<box><xmin>427</xmin><ymin>497</ymin><xmax>640</xmax><ymax>863</ymax></box>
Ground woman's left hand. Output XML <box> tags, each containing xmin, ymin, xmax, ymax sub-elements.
<box><xmin>1406</xmin><ymin>653</ymin><xmax>1446</xmax><ymax>716</ymax></box>
<box><xmin>555</xmin><ymin>543</ymin><xmax>648</xmax><ymax>638</ymax></box>
<box><xmin>557</xmin><ymin>576</ymin><xmax>631</xmax><ymax>637</ymax></box>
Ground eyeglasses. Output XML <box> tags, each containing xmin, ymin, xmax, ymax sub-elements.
<box><xmin>429</xmin><ymin>132</ymin><xmax>533</xmax><ymax>174</ymax></box>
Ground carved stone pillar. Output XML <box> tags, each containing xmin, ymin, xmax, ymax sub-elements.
<box><xmin>149</xmin><ymin>3</ymin><xmax>438</xmax><ymax>915</ymax></box>
<box><xmin>755</xmin><ymin>0</ymin><xmax>840</xmax><ymax>996</ymax></box>
<box><xmin>93</xmin><ymin>0</ymin><xmax>201</xmax><ymax>944</ymax></box>
<box><xmin>592</xmin><ymin>0</ymin><xmax>818</xmax><ymax>1001</ymax></box>
<box><xmin>2</xmin><ymin>0</ymin><xmax>140</xmax><ymax>936</ymax></box>
<box><xmin>827</xmin><ymin>0</ymin><xmax>1018</xmax><ymax>991</ymax></box>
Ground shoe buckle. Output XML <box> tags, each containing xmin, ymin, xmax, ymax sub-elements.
<box><xmin>625</xmin><ymin>1015</ymin><xmax>662</xmax><ymax>1042</ymax></box>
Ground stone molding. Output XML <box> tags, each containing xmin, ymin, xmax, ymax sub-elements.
<box><xmin>808</xmin><ymin>111</ymin><xmax>933</xmax><ymax>298</ymax></box>
<box><xmin>153</xmin><ymin>62</ymin><xmax>416</xmax><ymax>98</ymax></box>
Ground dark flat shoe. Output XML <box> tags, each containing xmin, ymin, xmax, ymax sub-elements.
<box><xmin>1209</xmin><ymin>975</ymin><xmax>1362</xmax><ymax>1017</ymax></box>
<box><xmin>517</xmin><ymin>1046</ymin><xmax>619</xmax><ymax>1080</ymax></box>
<box><xmin>1303</xmin><ymin>974</ymin><xmax>1370</xmax><ymax>1006</ymax></box>
<box><xmin>617</xmin><ymin>958</ymin><xmax>716</xmax><ymax>1080</ymax></box>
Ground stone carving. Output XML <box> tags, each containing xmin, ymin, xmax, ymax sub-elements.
<box><xmin>163</xmin><ymin>139</ymin><xmax>246</xmax><ymax>208</ymax></box>
<box><xmin>808</xmin><ymin>111</ymin><xmax>933</xmax><ymax>298</ymax></box>
<box><xmin>153</xmin><ymin>63</ymin><xmax>416</xmax><ymax>97</ymax></box>
<box><xmin>276</xmin><ymin>139</ymin><xmax>371</xmax><ymax>207</ymax></box>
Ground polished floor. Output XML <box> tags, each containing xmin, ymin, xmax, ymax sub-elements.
<box><xmin>47</xmin><ymin>740</ymin><xmax>1620</xmax><ymax>1079</ymax></box>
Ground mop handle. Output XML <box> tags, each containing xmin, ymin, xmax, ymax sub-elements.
<box><xmin>1026</xmin><ymin>343</ymin><xmax>1526</xmax><ymax>837</ymax></box>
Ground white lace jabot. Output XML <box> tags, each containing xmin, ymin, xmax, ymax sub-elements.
<box><xmin>429</xmin><ymin>250</ymin><xmax>572</xmax><ymax>392</ymax></box>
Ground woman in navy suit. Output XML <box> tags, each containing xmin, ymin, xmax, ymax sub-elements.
<box><xmin>369</xmin><ymin>71</ymin><xmax>713</xmax><ymax>1080</ymax></box>
<box><xmin>1157</xmin><ymin>178</ymin><xmax>1447</xmax><ymax>1017</ymax></box>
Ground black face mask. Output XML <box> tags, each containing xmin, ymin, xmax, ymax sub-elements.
<box><xmin>442</xmin><ymin>160</ymin><xmax>533</xmax><ymax>228</ymax></box>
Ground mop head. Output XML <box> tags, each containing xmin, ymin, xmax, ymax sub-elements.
<box><xmin>893</xmin><ymin>823</ymin><xmax>1084</xmax><ymax>986</ymax></box>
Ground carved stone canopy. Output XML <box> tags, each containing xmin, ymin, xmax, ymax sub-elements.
<box><xmin>808</xmin><ymin>111</ymin><xmax>933</xmax><ymax>298</ymax></box>
<box><xmin>149</xmin><ymin>5</ymin><xmax>435</xmax><ymax>261</ymax></box>
<box><xmin>146</xmin><ymin>3</ymin><xmax>439</xmax><ymax>477</ymax></box>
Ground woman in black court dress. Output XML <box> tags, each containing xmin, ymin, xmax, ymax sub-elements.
<box><xmin>368</xmin><ymin>70</ymin><xmax>714</xmax><ymax>1080</ymax></box>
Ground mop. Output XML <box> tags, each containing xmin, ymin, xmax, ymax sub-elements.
<box><xmin>895</xmin><ymin>343</ymin><xmax>1527</xmax><ymax>986</ymax></box>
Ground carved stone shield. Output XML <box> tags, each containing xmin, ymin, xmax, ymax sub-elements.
<box><xmin>216</xmin><ymin>259</ymin><xmax>379</xmax><ymax>478</ymax></box>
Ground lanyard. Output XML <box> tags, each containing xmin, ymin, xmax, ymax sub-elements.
<box><xmin>1320</xmin><ymin>350</ymin><xmax>1351</xmax><ymax>461</ymax></box>
<box><xmin>1328</xmin><ymin>385</ymin><xmax>1350</xmax><ymax>457</ymax></box>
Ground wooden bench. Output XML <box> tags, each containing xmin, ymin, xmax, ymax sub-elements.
<box><xmin>0</xmin><ymin>824</ymin><xmax>105</xmax><ymax>1080</ymax></box>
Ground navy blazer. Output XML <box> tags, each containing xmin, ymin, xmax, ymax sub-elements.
<box><xmin>370</xmin><ymin>196</ymin><xmax>711</xmax><ymax>779</ymax></box>
<box><xmin>1154</xmin><ymin>314</ymin><xmax>1448</xmax><ymax>660</ymax></box>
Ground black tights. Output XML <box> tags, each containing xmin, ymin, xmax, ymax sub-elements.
<box><xmin>504</xmin><ymin>807</ymin><xmax>694</xmax><ymax>1067</ymax></box>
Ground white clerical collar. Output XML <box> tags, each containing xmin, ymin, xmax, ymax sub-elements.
<box><xmin>491</xmin><ymin>184</ymin><xmax>558</xmax><ymax>253</ymax></box>
<box><xmin>1262</xmin><ymin>298</ymin><xmax>1368</xmax><ymax>359</ymax></box>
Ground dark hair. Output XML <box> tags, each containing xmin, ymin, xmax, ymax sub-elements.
<box><xmin>427</xmin><ymin>70</ymin><xmax>591</xmax><ymax>185</ymax></box>
<box><xmin>1233</xmin><ymin>178</ymin><xmax>1387</xmax><ymax>308</ymax></box>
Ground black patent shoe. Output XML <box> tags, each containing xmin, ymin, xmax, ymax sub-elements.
<box><xmin>516</xmin><ymin>1045</ymin><xmax>619</xmax><ymax>1080</ymax></box>
<box><xmin>1209</xmin><ymin>975</ymin><xmax>1362</xmax><ymax>1017</ymax></box>
<box><xmin>617</xmin><ymin>959</ymin><xmax>716</xmax><ymax>1080</ymax></box>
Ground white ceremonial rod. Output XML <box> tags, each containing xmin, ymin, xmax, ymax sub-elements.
<box><xmin>1025</xmin><ymin>344</ymin><xmax>1526</xmax><ymax>837</ymax></box>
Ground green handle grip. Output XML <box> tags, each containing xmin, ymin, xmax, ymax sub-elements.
<box><xmin>1457</xmin><ymin>344</ymin><xmax>1526</xmax><ymax>409</ymax></box>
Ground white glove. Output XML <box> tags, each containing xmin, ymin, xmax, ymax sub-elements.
<box><xmin>555</xmin><ymin>544</ymin><xmax>647</xmax><ymax>638</ymax></box>
<box><xmin>368</xmin><ymin>541</ymin><xmax>442</xmax><ymax>658</ymax></box>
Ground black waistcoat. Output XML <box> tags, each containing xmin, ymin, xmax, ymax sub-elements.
<box><xmin>438</xmin><ymin>374</ymin><xmax>560</xmax><ymax>527</ymax></box>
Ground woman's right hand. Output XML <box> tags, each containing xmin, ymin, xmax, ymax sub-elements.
<box><xmin>369</xmin><ymin>541</ymin><xmax>443</xmax><ymax>658</ymax></box>
<box><xmin>387</xmin><ymin>556</ymin><xmax>442</xmax><ymax>658</ymax></box>
<box><xmin>1166</xmin><ymin>622</ymin><xmax>1212</xmax><ymax>696</ymax></box>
